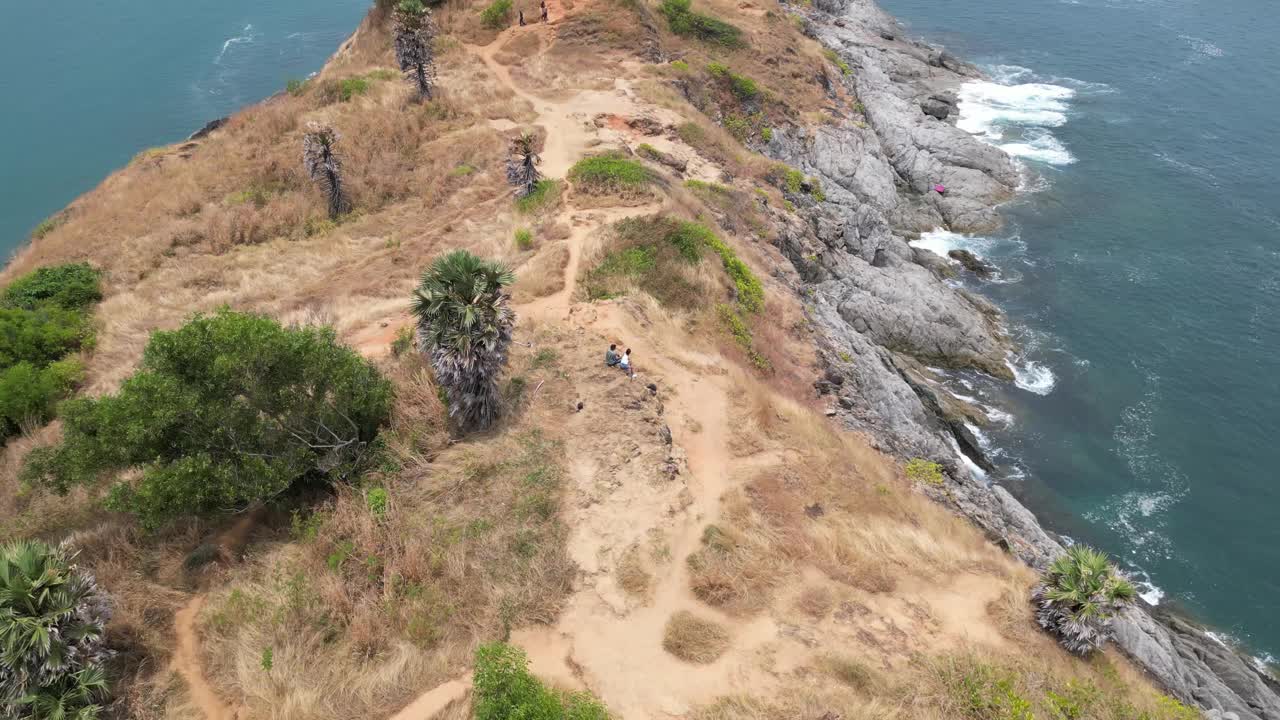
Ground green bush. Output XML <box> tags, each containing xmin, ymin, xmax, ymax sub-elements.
<box><xmin>515</xmin><ymin>179</ymin><xmax>562</xmax><ymax>214</ymax></box>
<box><xmin>659</xmin><ymin>0</ymin><xmax>743</xmax><ymax>47</ymax></box>
<box><xmin>568</xmin><ymin>153</ymin><xmax>653</xmax><ymax>194</ymax></box>
<box><xmin>286</xmin><ymin>78</ymin><xmax>308</xmax><ymax>96</ymax></box>
<box><xmin>480</xmin><ymin>0</ymin><xmax>513</xmax><ymax>28</ymax></box>
<box><xmin>717</xmin><ymin>304</ymin><xmax>770</xmax><ymax>371</ymax></box>
<box><xmin>514</xmin><ymin>228</ymin><xmax>534</xmax><ymax>250</ymax></box>
<box><xmin>23</xmin><ymin>310</ymin><xmax>393</xmax><ymax>529</ymax></box>
<box><xmin>0</xmin><ymin>540</ymin><xmax>111</xmax><ymax>719</ymax></box>
<box><xmin>0</xmin><ymin>264</ymin><xmax>100</xmax><ymax>439</ymax></box>
<box><xmin>30</xmin><ymin>215</ymin><xmax>61</xmax><ymax>240</ymax></box>
<box><xmin>1</xmin><ymin>262</ymin><xmax>101</xmax><ymax>312</ymax></box>
<box><xmin>823</xmin><ymin>48</ymin><xmax>852</xmax><ymax>77</ymax></box>
<box><xmin>474</xmin><ymin>642</ymin><xmax>610</xmax><ymax>720</ymax></box>
<box><xmin>905</xmin><ymin>458</ymin><xmax>944</xmax><ymax>484</ymax></box>
<box><xmin>366</xmin><ymin>487</ymin><xmax>389</xmax><ymax>517</ymax></box>
<box><xmin>314</xmin><ymin>76</ymin><xmax>371</xmax><ymax>104</ymax></box>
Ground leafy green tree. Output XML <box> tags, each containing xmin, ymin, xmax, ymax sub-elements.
<box><xmin>393</xmin><ymin>0</ymin><xmax>437</xmax><ymax>101</ymax></box>
<box><xmin>1032</xmin><ymin>544</ymin><xmax>1137</xmax><ymax>655</ymax></box>
<box><xmin>303</xmin><ymin>122</ymin><xmax>351</xmax><ymax>219</ymax></box>
<box><xmin>473</xmin><ymin>643</ymin><xmax>609</xmax><ymax>720</ymax></box>
<box><xmin>0</xmin><ymin>540</ymin><xmax>111</xmax><ymax>720</ymax></box>
<box><xmin>506</xmin><ymin>134</ymin><xmax>542</xmax><ymax>198</ymax></box>
<box><xmin>411</xmin><ymin>251</ymin><xmax>514</xmax><ymax>432</ymax></box>
<box><xmin>0</xmin><ymin>264</ymin><xmax>100</xmax><ymax>440</ymax></box>
<box><xmin>0</xmin><ymin>263</ymin><xmax>102</xmax><ymax>312</ymax></box>
<box><xmin>23</xmin><ymin>310</ymin><xmax>392</xmax><ymax>529</ymax></box>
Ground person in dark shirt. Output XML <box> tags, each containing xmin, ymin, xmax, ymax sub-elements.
<box><xmin>605</xmin><ymin>343</ymin><xmax>620</xmax><ymax>367</ymax></box>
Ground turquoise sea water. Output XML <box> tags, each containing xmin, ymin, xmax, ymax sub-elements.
<box><xmin>0</xmin><ymin>0</ymin><xmax>369</xmax><ymax>252</ymax></box>
<box><xmin>879</xmin><ymin>0</ymin><xmax>1280</xmax><ymax>665</ymax></box>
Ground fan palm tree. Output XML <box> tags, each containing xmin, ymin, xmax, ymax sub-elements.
<box><xmin>1032</xmin><ymin>544</ymin><xmax>1137</xmax><ymax>655</ymax></box>
<box><xmin>0</xmin><ymin>540</ymin><xmax>112</xmax><ymax>719</ymax></box>
<box><xmin>506</xmin><ymin>133</ymin><xmax>542</xmax><ymax>198</ymax></box>
<box><xmin>393</xmin><ymin>0</ymin><xmax>437</xmax><ymax>101</ymax></box>
<box><xmin>411</xmin><ymin>251</ymin><xmax>515</xmax><ymax>432</ymax></box>
<box><xmin>303</xmin><ymin>122</ymin><xmax>351</xmax><ymax>219</ymax></box>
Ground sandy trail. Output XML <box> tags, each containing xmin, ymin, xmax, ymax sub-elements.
<box><xmin>174</xmin><ymin>598</ymin><xmax>239</xmax><ymax>720</ymax></box>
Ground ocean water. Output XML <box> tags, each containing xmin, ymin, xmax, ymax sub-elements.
<box><xmin>882</xmin><ymin>0</ymin><xmax>1280</xmax><ymax>664</ymax></box>
<box><xmin>0</xmin><ymin>0</ymin><xmax>370</xmax><ymax>254</ymax></box>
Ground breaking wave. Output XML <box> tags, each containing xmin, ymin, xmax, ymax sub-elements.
<box><xmin>214</xmin><ymin>24</ymin><xmax>257</xmax><ymax>65</ymax></box>
<box><xmin>956</xmin><ymin>65</ymin><xmax>1077</xmax><ymax>166</ymax></box>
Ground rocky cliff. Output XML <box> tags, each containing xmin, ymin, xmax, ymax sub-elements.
<box><xmin>758</xmin><ymin>0</ymin><xmax>1280</xmax><ymax>717</ymax></box>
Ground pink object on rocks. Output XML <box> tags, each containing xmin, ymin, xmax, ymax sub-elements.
<box><xmin>934</xmin><ymin>184</ymin><xmax>946</xmax><ymax>194</ymax></box>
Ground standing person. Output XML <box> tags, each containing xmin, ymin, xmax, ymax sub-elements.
<box><xmin>518</xmin><ymin>9</ymin><xmax>526</xmax><ymax>25</ymax></box>
<box><xmin>605</xmin><ymin>343</ymin><xmax>620</xmax><ymax>367</ymax></box>
<box><xmin>540</xmin><ymin>0</ymin><xmax>549</xmax><ymax>22</ymax></box>
<box><xmin>619</xmin><ymin>348</ymin><xmax>634</xmax><ymax>378</ymax></box>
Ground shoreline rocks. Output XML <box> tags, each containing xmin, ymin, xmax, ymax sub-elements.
<box><xmin>762</xmin><ymin>0</ymin><xmax>1280</xmax><ymax>716</ymax></box>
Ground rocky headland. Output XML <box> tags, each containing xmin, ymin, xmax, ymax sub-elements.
<box><xmin>759</xmin><ymin>0</ymin><xmax>1280</xmax><ymax>717</ymax></box>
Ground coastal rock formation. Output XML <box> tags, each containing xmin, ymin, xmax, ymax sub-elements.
<box><xmin>761</xmin><ymin>0</ymin><xmax>1280</xmax><ymax>717</ymax></box>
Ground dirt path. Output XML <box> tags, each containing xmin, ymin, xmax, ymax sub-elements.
<box><xmin>174</xmin><ymin>596</ymin><xmax>239</xmax><ymax>720</ymax></box>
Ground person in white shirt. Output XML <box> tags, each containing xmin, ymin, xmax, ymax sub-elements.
<box><xmin>619</xmin><ymin>348</ymin><xmax>634</xmax><ymax>378</ymax></box>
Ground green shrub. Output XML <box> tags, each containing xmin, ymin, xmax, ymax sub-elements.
<box><xmin>286</xmin><ymin>78</ymin><xmax>308</xmax><ymax>96</ymax></box>
<box><xmin>0</xmin><ymin>358</ymin><xmax>84</xmax><ymax>437</ymax></box>
<box><xmin>391</xmin><ymin>325</ymin><xmax>415</xmax><ymax>356</ymax></box>
<box><xmin>480</xmin><ymin>0</ymin><xmax>513</xmax><ymax>28</ymax></box>
<box><xmin>30</xmin><ymin>215</ymin><xmax>61</xmax><ymax>240</ymax></box>
<box><xmin>515</xmin><ymin>179</ymin><xmax>562</xmax><ymax>214</ymax></box>
<box><xmin>0</xmin><ymin>540</ymin><xmax>111</xmax><ymax>718</ymax></box>
<box><xmin>23</xmin><ymin>310</ymin><xmax>393</xmax><ymax>529</ymax></box>
<box><xmin>315</xmin><ymin>76</ymin><xmax>371</xmax><ymax>104</ymax></box>
<box><xmin>670</xmin><ymin>59</ymin><xmax>690</xmax><ymax>72</ymax></box>
<box><xmin>514</xmin><ymin>228</ymin><xmax>534</xmax><ymax>250</ymax></box>
<box><xmin>716</xmin><ymin>304</ymin><xmax>770</xmax><ymax>371</ymax></box>
<box><xmin>568</xmin><ymin>153</ymin><xmax>653</xmax><ymax>194</ymax></box>
<box><xmin>730</xmin><ymin>74</ymin><xmax>759</xmax><ymax>101</ymax></box>
<box><xmin>474</xmin><ymin>642</ymin><xmax>610</xmax><ymax>720</ymax></box>
<box><xmin>1</xmin><ymin>262</ymin><xmax>101</xmax><ymax>312</ymax></box>
<box><xmin>706</xmin><ymin>61</ymin><xmax>729</xmax><ymax>77</ymax></box>
<box><xmin>703</xmin><ymin>232</ymin><xmax>764</xmax><ymax>314</ymax></box>
<box><xmin>0</xmin><ymin>307</ymin><xmax>87</xmax><ymax>370</ymax></box>
<box><xmin>366</xmin><ymin>487</ymin><xmax>389</xmax><ymax>517</ymax></box>
<box><xmin>823</xmin><ymin>48</ymin><xmax>852</xmax><ymax>76</ymax></box>
<box><xmin>659</xmin><ymin>0</ymin><xmax>743</xmax><ymax>47</ymax></box>
<box><xmin>905</xmin><ymin>458</ymin><xmax>944</xmax><ymax>485</ymax></box>
<box><xmin>760</xmin><ymin>127</ymin><xmax>773</xmax><ymax>142</ymax></box>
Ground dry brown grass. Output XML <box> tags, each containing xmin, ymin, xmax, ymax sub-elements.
<box><xmin>795</xmin><ymin>585</ymin><xmax>835</xmax><ymax>619</ymax></box>
<box><xmin>511</xmin><ymin>241</ymin><xmax>570</xmax><ymax>302</ymax></box>
<box><xmin>662</xmin><ymin>610</ymin><xmax>730</xmax><ymax>664</ymax></box>
<box><xmin>615</xmin><ymin>544</ymin><xmax>652</xmax><ymax>597</ymax></box>
<box><xmin>191</xmin><ymin>343</ymin><xmax>578</xmax><ymax>719</ymax></box>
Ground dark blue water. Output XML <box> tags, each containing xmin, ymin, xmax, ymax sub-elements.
<box><xmin>880</xmin><ymin>0</ymin><xmax>1279</xmax><ymax>665</ymax></box>
<box><xmin>0</xmin><ymin>1</ymin><xmax>370</xmax><ymax>254</ymax></box>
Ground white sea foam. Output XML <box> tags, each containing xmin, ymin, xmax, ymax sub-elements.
<box><xmin>956</xmin><ymin>66</ymin><xmax>1077</xmax><ymax>168</ymax></box>
<box><xmin>910</xmin><ymin>228</ymin><xmax>997</xmax><ymax>259</ymax></box>
<box><xmin>1007</xmin><ymin>358</ymin><xmax>1057</xmax><ymax>395</ymax></box>
<box><xmin>948</xmin><ymin>436</ymin><xmax>988</xmax><ymax>480</ymax></box>
<box><xmin>215</xmin><ymin>24</ymin><xmax>257</xmax><ymax>65</ymax></box>
<box><xmin>1000</xmin><ymin>130</ymin><xmax>1076</xmax><ymax>165</ymax></box>
<box><xmin>956</xmin><ymin>81</ymin><xmax>1075</xmax><ymax>138</ymax></box>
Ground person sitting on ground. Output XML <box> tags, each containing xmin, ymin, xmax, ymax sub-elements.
<box><xmin>619</xmin><ymin>348</ymin><xmax>634</xmax><ymax>378</ymax></box>
<box><xmin>605</xmin><ymin>343</ymin><xmax>620</xmax><ymax>367</ymax></box>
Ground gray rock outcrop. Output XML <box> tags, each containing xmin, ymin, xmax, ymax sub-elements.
<box><xmin>753</xmin><ymin>0</ymin><xmax>1280</xmax><ymax>716</ymax></box>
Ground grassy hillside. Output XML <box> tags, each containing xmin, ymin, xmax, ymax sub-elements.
<box><xmin>0</xmin><ymin>0</ymin><xmax>1200</xmax><ymax>719</ymax></box>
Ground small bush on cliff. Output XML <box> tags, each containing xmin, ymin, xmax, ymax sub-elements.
<box><xmin>0</xmin><ymin>264</ymin><xmax>100</xmax><ymax>439</ymax></box>
<box><xmin>480</xmin><ymin>0</ymin><xmax>513</xmax><ymax>28</ymax></box>
<box><xmin>1</xmin><ymin>263</ymin><xmax>101</xmax><ymax>312</ymax></box>
<box><xmin>0</xmin><ymin>540</ymin><xmax>112</xmax><ymax>719</ymax></box>
<box><xmin>659</xmin><ymin>0</ymin><xmax>743</xmax><ymax>47</ymax></box>
<box><xmin>568</xmin><ymin>153</ymin><xmax>653</xmax><ymax>195</ymax></box>
<box><xmin>24</xmin><ymin>310</ymin><xmax>392</xmax><ymax>529</ymax></box>
<box><xmin>412</xmin><ymin>251</ymin><xmax>515</xmax><ymax>433</ymax></box>
<box><xmin>1032</xmin><ymin>545</ymin><xmax>1136</xmax><ymax>655</ymax></box>
<box><xmin>474</xmin><ymin>642</ymin><xmax>610</xmax><ymax>720</ymax></box>
<box><xmin>905</xmin><ymin>458</ymin><xmax>944</xmax><ymax>485</ymax></box>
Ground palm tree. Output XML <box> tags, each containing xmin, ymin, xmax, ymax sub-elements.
<box><xmin>303</xmin><ymin>122</ymin><xmax>351</xmax><ymax>219</ymax></box>
<box><xmin>0</xmin><ymin>540</ymin><xmax>112</xmax><ymax>719</ymax></box>
<box><xmin>506</xmin><ymin>133</ymin><xmax>542</xmax><ymax>198</ymax></box>
<box><xmin>393</xmin><ymin>0</ymin><xmax>437</xmax><ymax>101</ymax></box>
<box><xmin>1032</xmin><ymin>544</ymin><xmax>1137</xmax><ymax>655</ymax></box>
<box><xmin>411</xmin><ymin>251</ymin><xmax>516</xmax><ymax>432</ymax></box>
